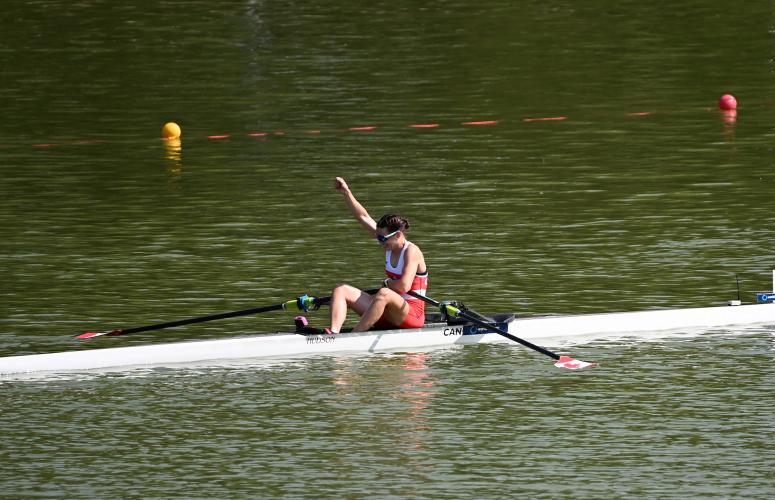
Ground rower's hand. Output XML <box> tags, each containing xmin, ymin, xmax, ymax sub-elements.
<box><xmin>334</xmin><ymin>177</ymin><xmax>350</xmax><ymax>193</ymax></box>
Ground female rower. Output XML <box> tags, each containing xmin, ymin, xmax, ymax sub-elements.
<box><xmin>328</xmin><ymin>176</ymin><xmax>428</xmax><ymax>333</ymax></box>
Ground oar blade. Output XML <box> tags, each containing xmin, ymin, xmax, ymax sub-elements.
<box><xmin>74</xmin><ymin>329</ymin><xmax>122</xmax><ymax>340</ymax></box>
<box><xmin>75</xmin><ymin>331</ymin><xmax>106</xmax><ymax>340</ymax></box>
<box><xmin>554</xmin><ymin>355</ymin><xmax>597</xmax><ymax>370</ymax></box>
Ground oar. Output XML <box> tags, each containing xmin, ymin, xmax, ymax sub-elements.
<box><xmin>408</xmin><ymin>291</ymin><xmax>596</xmax><ymax>370</ymax></box>
<box><xmin>75</xmin><ymin>290</ymin><xmax>378</xmax><ymax>340</ymax></box>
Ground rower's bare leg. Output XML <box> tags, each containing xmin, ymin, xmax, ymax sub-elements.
<box><xmin>330</xmin><ymin>284</ymin><xmax>372</xmax><ymax>333</ymax></box>
<box><xmin>353</xmin><ymin>288</ymin><xmax>408</xmax><ymax>332</ymax></box>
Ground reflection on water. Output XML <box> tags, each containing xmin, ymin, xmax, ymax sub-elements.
<box><xmin>720</xmin><ymin>109</ymin><xmax>737</xmax><ymax>146</ymax></box>
<box><xmin>395</xmin><ymin>352</ymin><xmax>434</xmax><ymax>452</ymax></box>
<box><xmin>329</xmin><ymin>352</ymin><xmax>434</xmax><ymax>458</ymax></box>
<box><xmin>163</xmin><ymin>138</ymin><xmax>182</xmax><ymax>185</ymax></box>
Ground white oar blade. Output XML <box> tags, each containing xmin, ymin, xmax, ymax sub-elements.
<box><xmin>554</xmin><ymin>355</ymin><xmax>597</xmax><ymax>370</ymax></box>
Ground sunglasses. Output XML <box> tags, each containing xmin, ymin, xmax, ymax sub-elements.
<box><xmin>376</xmin><ymin>229</ymin><xmax>401</xmax><ymax>243</ymax></box>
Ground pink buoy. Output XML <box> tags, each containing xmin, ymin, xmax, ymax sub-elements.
<box><xmin>718</xmin><ymin>94</ymin><xmax>737</xmax><ymax>111</ymax></box>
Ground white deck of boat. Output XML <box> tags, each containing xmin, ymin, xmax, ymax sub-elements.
<box><xmin>1</xmin><ymin>302</ymin><xmax>774</xmax><ymax>376</ymax></box>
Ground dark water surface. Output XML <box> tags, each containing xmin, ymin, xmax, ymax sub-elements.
<box><xmin>2</xmin><ymin>331</ymin><xmax>774</xmax><ymax>498</ymax></box>
<box><xmin>1</xmin><ymin>0</ymin><xmax>774</xmax><ymax>497</ymax></box>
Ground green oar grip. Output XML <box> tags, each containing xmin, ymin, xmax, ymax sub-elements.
<box><xmin>296</xmin><ymin>295</ymin><xmax>321</xmax><ymax>312</ymax></box>
<box><xmin>441</xmin><ymin>302</ymin><xmax>462</xmax><ymax>316</ymax></box>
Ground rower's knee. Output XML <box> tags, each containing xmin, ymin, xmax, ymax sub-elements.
<box><xmin>333</xmin><ymin>283</ymin><xmax>363</xmax><ymax>306</ymax></box>
<box><xmin>373</xmin><ymin>288</ymin><xmax>392</xmax><ymax>302</ymax></box>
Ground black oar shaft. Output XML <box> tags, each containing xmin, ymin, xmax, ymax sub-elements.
<box><xmin>80</xmin><ymin>287</ymin><xmax>383</xmax><ymax>339</ymax></box>
<box><xmin>409</xmin><ymin>291</ymin><xmax>560</xmax><ymax>361</ymax></box>
<box><xmin>118</xmin><ymin>301</ymin><xmax>294</xmax><ymax>336</ymax></box>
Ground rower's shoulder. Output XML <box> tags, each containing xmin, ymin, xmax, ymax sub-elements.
<box><xmin>405</xmin><ymin>241</ymin><xmax>424</xmax><ymax>257</ymax></box>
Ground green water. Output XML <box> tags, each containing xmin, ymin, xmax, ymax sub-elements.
<box><xmin>1</xmin><ymin>0</ymin><xmax>774</xmax><ymax>497</ymax></box>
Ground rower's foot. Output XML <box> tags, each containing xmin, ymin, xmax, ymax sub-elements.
<box><xmin>295</xmin><ymin>318</ymin><xmax>336</xmax><ymax>335</ymax></box>
<box><xmin>294</xmin><ymin>316</ymin><xmax>309</xmax><ymax>331</ymax></box>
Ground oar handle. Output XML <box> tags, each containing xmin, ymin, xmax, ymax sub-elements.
<box><xmin>408</xmin><ymin>291</ymin><xmax>561</xmax><ymax>361</ymax></box>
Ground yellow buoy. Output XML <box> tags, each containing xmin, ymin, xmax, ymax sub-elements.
<box><xmin>161</xmin><ymin>122</ymin><xmax>181</xmax><ymax>139</ymax></box>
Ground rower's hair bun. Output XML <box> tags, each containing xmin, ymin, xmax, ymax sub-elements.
<box><xmin>377</xmin><ymin>214</ymin><xmax>409</xmax><ymax>232</ymax></box>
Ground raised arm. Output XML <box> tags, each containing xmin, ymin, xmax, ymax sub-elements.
<box><xmin>334</xmin><ymin>177</ymin><xmax>377</xmax><ymax>235</ymax></box>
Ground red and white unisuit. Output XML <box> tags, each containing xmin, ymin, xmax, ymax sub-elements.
<box><xmin>377</xmin><ymin>241</ymin><xmax>428</xmax><ymax>329</ymax></box>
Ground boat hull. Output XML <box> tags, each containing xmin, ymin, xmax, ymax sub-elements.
<box><xmin>504</xmin><ymin>302</ymin><xmax>775</xmax><ymax>339</ymax></box>
<box><xmin>0</xmin><ymin>322</ymin><xmax>490</xmax><ymax>375</ymax></box>
<box><xmin>1</xmin><ymin>303</ymin><xmax>773</xmax><ymax>375</ymax></box>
